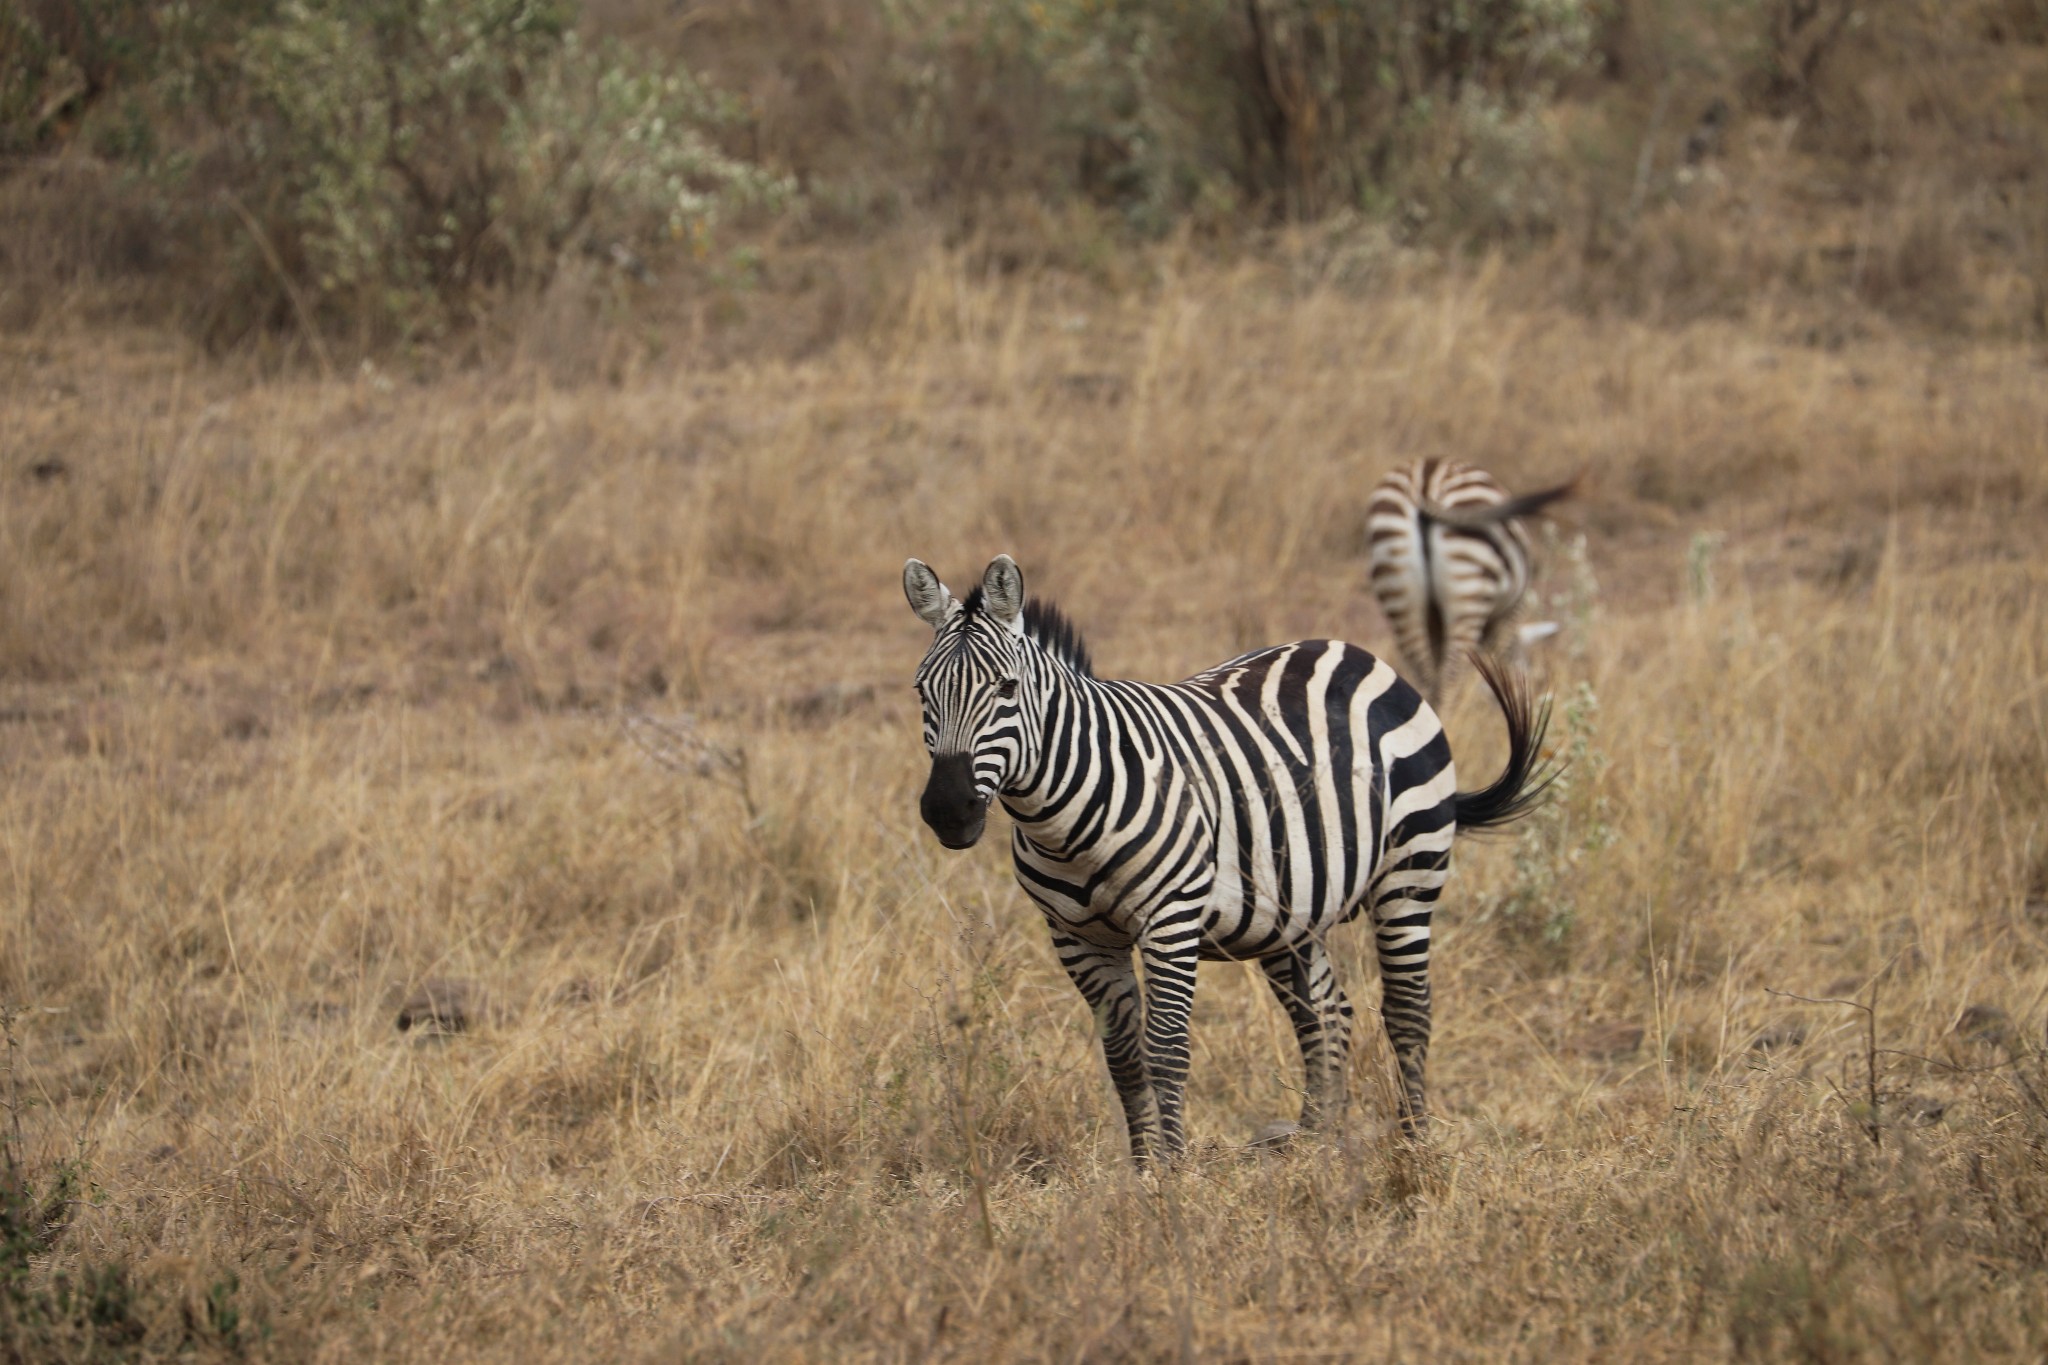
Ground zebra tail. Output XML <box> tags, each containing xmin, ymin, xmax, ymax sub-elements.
<box><xmin>1416</xmin><ymin>472</ymin><xmax>1582</xmax><ymax>531</ymax></box>
<box><xmin>1452</xmin><ymin>653</ymin><xmax>1560</xmax><ymax>833</ymax></box>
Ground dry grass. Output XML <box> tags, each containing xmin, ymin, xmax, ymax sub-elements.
<box><xmin>4</xmin><ymin>250</ymin><xmax>2048</xmax><ymax>1360</ymax></box>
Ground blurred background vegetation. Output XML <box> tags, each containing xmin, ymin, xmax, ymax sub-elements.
<box><xmin>3</xmin><ymin>0</ymin><xmax>2045</xmax><ymax>359</ymax></box>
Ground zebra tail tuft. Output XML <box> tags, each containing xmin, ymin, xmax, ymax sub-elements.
<box><xmin>1453</xmin><ymin>653</ymin><xmax>1560</xmax><ymax>833</ymax></box>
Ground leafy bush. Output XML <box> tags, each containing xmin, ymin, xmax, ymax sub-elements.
<box><xmin>0</xmin><ymin>1</ymin><xmax>168</xmax><ymax>158</ymax></box>
<box><xmin>0</xmin><ymin>7</ymin><xmax>60</xmax><ymax>157</ymax></box>
<box><xmin>1</xmin><ymin>0</ymin><xmax>791</xmax><ymax>344</ymax></box>
<box><xmin>224</xmin><ymin>0</ymin><xmax>789</xmax><ymax>338</ymax></box>
<box><xmin>899</xmin><ymin>0</ymin><xmax>1602</xmax><ymax>231</ymax></box>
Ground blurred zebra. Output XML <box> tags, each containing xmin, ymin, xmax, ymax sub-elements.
<box><xmin>1365</xmin><ymin>459</ymin><xmax>1578</xmax><ymax>703</ymax></box>
<box><xmin>903</xmin><ymin>554</ymin><xmax>1552</xmax><ymax>1163</ymax></box>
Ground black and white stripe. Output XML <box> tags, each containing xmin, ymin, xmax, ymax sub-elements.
<box><xmin>904</xmin><ymin>555</ymin><xmax>1551</xmax><ymax>1163</ymax></box>
<box><xmin>1365</xmin><ymin>458</ymin><xmax>1576</xmax><ymax>702</ymax></box>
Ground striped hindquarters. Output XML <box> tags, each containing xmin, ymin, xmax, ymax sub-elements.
<box><xmin>1170</xmin><ymin>640</ymin><xmax>1461</xmax><ymax>1129</ymax></box>
<box><xmin>1365</xmin><ymin>458</ymin><xmax>1546</xmax><ymax>702</ymax></box>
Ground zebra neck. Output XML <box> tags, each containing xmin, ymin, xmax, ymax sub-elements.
<box><xmin>999</xmin><ymin>675</ymin><xmax>1133</xmax><ymax>853</ymax></box>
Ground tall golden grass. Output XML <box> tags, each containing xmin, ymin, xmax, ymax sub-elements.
<box><xmin>3</xmin><ymin>251</ymin><xmax>2047</xmax><ymax>1359</ymax></box>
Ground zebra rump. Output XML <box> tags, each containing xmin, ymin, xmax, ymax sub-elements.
<box><xmin>1366</xmin><ymin>458</ymin><xmax>1577</xmax><ymax>703</ymax></box>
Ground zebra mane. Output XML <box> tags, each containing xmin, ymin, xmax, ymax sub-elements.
<box><xmin>960</xmin><ymin>585</ymin><xmax>1095</xmax><ymax>678</ymax></box>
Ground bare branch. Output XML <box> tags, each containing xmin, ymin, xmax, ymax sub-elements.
<box><xmin>620</xmin><ymin>709</ymin><xmax>745</xmax><ymax>779</ymax></box>
<box><xmin>1765</xmin><ymin>982</ymin><xmax>1881</xmax><ymax>1147</ymax></box>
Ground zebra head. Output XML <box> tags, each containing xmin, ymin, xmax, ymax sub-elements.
<box><xmin>903</xmin><ymin>554</ymin><xmax>1037</xmax><ymax>850</ymax></box>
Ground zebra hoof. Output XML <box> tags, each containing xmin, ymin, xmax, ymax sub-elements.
<box><xmin>1248</xmin><ymin>1120</ymin><xmax>1301</xmax><ymax>1151</ymax></box>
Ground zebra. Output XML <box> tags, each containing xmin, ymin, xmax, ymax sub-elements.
<box><xmin>903</xmin><ymin>554</ymin><xmax>1552</xmax><ymax>1163</ymax></box>
<box><xmin>1365</xmin><ymin>458</ymin><xmax>1578</xmax><ymax>703</ymax></box>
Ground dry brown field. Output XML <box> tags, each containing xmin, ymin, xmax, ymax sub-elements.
<box><xmin>4</xmin><ymin>246</ymin><xmax>2048</xmax><ymax>1360</ymax></box>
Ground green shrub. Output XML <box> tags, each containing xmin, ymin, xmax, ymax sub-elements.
<box><xmin>898</xmin><ymin>0</ymin><xmax>1601</xmax><ymax>230</ymax></box>
<box><xmin>1</xmin><ymin>0</ymin><xmax>791</xmax><ymax>344</ymax></box>
<box><xmin>0</xmin><ymin>7</ymin><xmax>59</xmax><ymax>156</ymax></box>
<box><xmin>0</xmin><ymin>1</ymin><xmax>168</xmax><ymax>158</ymax></box>
<box><xmin>224</xmin><ymin>0</ymin><xmax>789</xmax><ymax>338</ymax></box>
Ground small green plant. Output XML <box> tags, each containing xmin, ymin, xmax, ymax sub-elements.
<box><xmin>1496</xmin><ymin>679</ymin><xmax>1614</xmax><ymax>952</ymax></box>
<box><xmin>2</xmin><ymin>1004</ymin><xmax>125</xmax><ymax>1358</ymax></box>
<box><xmin>1688</xmin><ymin>530</ymin><xmax>1724</xmax><ymax>605</ymax></box>
<box><xmin>2</xmin><ymin>1006</ymin><xmax>257</xmax><ymax>1360</ymax></box>
<box><xmin>1537</xmin><ymin>524</ymin><xmax>1600</xmax><ymax>660</ymax></box>
<box><xmin>203</xmin><ymin>1273</ymin><xmax>242</xmax><ymax>1346</ymax></box>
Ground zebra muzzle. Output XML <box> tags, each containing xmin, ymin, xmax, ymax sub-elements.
<box><xmin>920</xmin><ymin>753</ymin><xmax>989</xmax><ymax>849</ymax></box>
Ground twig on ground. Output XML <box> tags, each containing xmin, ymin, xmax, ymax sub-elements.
<box><xmin>1766</xmin><ymin>982</ymin><xmax>1882</xmax><ymax>1147</ymax></box>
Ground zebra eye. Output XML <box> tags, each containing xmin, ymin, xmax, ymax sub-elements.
<box><xmin>997</xmin><ymin>678</ymin><xmax>1018</xmax><ymax>700</ymax></box>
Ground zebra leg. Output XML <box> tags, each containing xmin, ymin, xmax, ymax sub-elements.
<box><xmin>1258</xmin><ymin>941</ymin><xmax>1354</xmax><ymax>1130</ymax></box>
<box><xmin>1439</xmin><ymin>602</ymin><xmax>1492</xmax><ymax>700</ymax></box>
<box><xmin>1137</xmin><ymin>911</ymin><xmax>1203</xmax><ymax>1161</ymax></box>
<box><xmin>1479</xmin><ymin>606</ymin><xmax>1536</xmax><ymax>673</ymax></box>
<box><xmin>1370</xmin><ymin>879</ymin><xmax>1443</xmax><ymax>1135</ymax></box>
<box><xmin>1048</xmin><ymin>929</ymin><xmax>1161</xmax><ymax>1163</ymax></box>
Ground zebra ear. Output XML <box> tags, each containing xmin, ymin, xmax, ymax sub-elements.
<box><xmin>903</xmin><ymin>559</ymin><xmax>957</xmax><ymax>628</ymax></box>
<box><xmin>981</xmin><ymin>555</ymin><xmax>1025</xmax><ymax>630</ymax></box>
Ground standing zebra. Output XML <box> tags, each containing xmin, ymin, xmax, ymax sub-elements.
<box><xmin>1365</xmin><ymin>458</ymin><xmax>1577</xmax><ymax>703</ymax></box>
<box><xmin>904</xmin><ymin>555</ymin><xmax>1551</xmax><ymax>1163</ymax></box>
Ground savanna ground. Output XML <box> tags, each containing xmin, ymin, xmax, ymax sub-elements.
<box><xmin>6</xmin><ymin>2</ymin><xmax>2048</xmax><ymax>1361</ymax></box>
